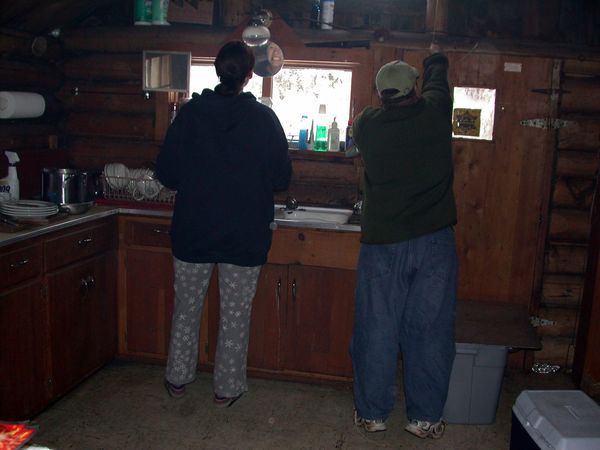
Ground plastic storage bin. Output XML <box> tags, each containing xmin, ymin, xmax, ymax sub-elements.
<box><xmin>443</xmin><ymin>342</ymin><xmax>508</xmax><ymax>424</ymax></box>
<box><xmin>510</xmin><ymin>390</ymin><xmax>600</xmax><ymax>450</ymax></box>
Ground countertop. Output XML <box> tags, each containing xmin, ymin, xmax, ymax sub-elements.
<box><xmin>0</xmin><ymin>205</ymin><xmax>360</xmax><ymax>249</ymax></box>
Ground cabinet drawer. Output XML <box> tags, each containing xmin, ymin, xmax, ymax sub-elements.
<box><xmin>124</xmin><ymin>219</ymin><xmax>172</xmax><ymax>248</ymax></box>
<box><xmin>45</xmin><ymin>221</ymin><xmax>114</xmax><ymax>271</ymax></box>
<box><xmin>0</xmin><ymin>244</ymin><xmax>43</xmax><ymax>290</ymax></box>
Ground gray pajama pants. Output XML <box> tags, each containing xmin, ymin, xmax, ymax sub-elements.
<box><xmin>165</xmin><ymin>257</ymin><xmax>261</xmax><ymax>397</ymax></box>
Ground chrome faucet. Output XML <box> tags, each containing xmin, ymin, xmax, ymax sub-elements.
<box><xmin>285</xmin><ymin>195</ymin><xmax>299</xmax><ymax>210</ymax></box>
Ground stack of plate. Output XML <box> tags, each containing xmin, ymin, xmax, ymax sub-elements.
<box><xmin>0</xmin><ymin>200</ymin><xmax>59</xmax><ymax>219</ymax></box>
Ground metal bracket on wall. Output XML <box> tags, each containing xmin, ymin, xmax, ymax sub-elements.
<box><xmin>520</xmin><ymin>118</ymin><xmax>576</xmax><ymax>129</ymax></box>
<box><xmin>530</xmin><ymin>316</ymin><xmax>557</xmax><ymax>327</ymax></box>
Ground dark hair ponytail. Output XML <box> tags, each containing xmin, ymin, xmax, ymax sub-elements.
<box><xmin>214</xmin><ymin>41</ymin><xmax>255</xmax><ymax>96</ymax></box>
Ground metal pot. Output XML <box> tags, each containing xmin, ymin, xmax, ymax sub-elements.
<box><xmin>41</xmin><ymin>168</ymin><xmax>100</xmax><ymax>205</ymax></box>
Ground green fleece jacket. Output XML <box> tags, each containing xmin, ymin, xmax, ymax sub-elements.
<box><xmin>353</xmin><ymin>52</ymin><xmax>456</xmax><ymax>244</ymax></box>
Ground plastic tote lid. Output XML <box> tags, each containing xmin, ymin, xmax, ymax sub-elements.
<box><xmin>512</xmin><ymin>390</ymin><xmax>600</xmax><ymax>450</ymax></box>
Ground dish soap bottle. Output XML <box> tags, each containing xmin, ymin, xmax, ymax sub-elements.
<box><xmin>0</xmin><ymin>151</ymin><xmax>20</xmax><ymax>202</ymax></box>
<box><xmin>314</xmin><ymin>104</ymin><xmax>328</xmax><ymax>152</ymax></box>
<box><xmin>328</xmin><ymin>117</ymin><xmax>340</xmax><ymax>151</ymax></box>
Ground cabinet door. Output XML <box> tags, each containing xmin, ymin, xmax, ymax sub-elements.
<box><xmin>247</xmin><ymin>264</ymin><xmax>287</xmax><ymax>371</ymax></box>
<box><xmin>48</xmin><ymin>253</ymin><xmax>115</xmax><ymax>397</ymax></box>
<box><xmin>124</xmin><ymin>248</ymin><xmax>174</xmax><ymax>359</ymax></box>
<box><xmin>0</xmin><ymin>281</ymin><xmax>48</xmax><ymax>420</ymax></box>
<box><xmin>281</xmin><ymin>265</ymin><xmax>356</xmax><ymax>378</ymax></box>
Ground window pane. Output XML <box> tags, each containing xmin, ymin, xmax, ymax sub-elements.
<box><xmin>190</xmin><ymin>64</ymin><xmax>263</xmax><ymax>98</ymax></box>
<box><xmin>271</xmin><ymin>67</ymin><xmax>352</xmax><ymax>142</ymax></box>
<box><xmin>190</xmin><ymin>65</ymin><xmax>219</xmax><ymax>94</ymax></box>
<box><xmin>452</xmin><ymin>87</ymin><xmax>496</xmax><ymax>140</ymax></box>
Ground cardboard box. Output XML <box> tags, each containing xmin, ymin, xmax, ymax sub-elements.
<box><xmin>511</xmin><ymin>390</ymin><xmax>600</xmax><ymax>450</ymax></box>
<box><xmin>168</xmin><ymin>0</ymin><xmax>214</xmax><ymax>25</ymax></box>
<box><xmin>443</xmin><ymin>343</ymin><xmax>508</xmax><ymax>424</ymax></box>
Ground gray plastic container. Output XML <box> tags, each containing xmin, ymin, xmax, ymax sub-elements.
<box><xmin>511</xmin><ymin>390</ymin><xmax>600</xmax><ymax>450</ymax></box>
<box><xmin>443</xmin><ymin>342</ymin><xmax>508</xmax><ymax>424</ymax></box>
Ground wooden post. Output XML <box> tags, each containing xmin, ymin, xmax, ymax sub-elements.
<box><xmin>425</xmin><ymin>0</ymin><xmax>449</xmax><ymax>36</ymax></box>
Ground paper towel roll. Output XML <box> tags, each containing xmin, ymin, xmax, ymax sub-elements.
<box><xmin>0</xmin><ymin>91</ymin><xmax>46</xmax><ymax>119</ymax></box>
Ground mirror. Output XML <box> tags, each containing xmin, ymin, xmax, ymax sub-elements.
<box><xmin>253</xmin><ymin>42</ymin><xmax>284</xmax><ymax>78</ymax></box>
<box><xmin>143</xmin><ymin>50</ymin><xmax>191</xmax><ymax>92</ymax></box>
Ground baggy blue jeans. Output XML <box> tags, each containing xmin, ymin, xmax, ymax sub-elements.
<box><xmin>351</xmin><ymin>226</ymin><xmax>458</xmax><ymax>423</ymax></box>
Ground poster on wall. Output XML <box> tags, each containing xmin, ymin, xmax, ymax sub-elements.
<box><xmin>453</xmin><ymin>108</ymin><xmax>481</xmax><ymax>137</ymax></box>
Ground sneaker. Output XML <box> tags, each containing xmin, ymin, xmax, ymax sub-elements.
<box><xmin>164</xmin><ymin>380</ymin><xmax>185</xmax><ymax>398</ymax></box>
<box><xmin>213</xmin><ymin>393</ymin><xmax>243</xmax><ymax>408</ymax></box>
<box><xmin>353</xmin><ymin>410</ymin><xmax>387</xmax><ymax>432</ymax></box>
<box><xmin>404</xmin><ymin>419</ymin><xmax>446</xmax><ymax>439</ymax></box>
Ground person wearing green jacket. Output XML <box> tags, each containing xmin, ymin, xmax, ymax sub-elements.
<box><xmin>351</xmin><ymin>48</ymin><xmax>458</xmax><ymax>440</ymax></box>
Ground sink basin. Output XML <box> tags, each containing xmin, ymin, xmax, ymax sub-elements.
<box><xmin>274</xmin><ymin>205</ymin><xmax>353</xmax><ymax>225</ymax></box>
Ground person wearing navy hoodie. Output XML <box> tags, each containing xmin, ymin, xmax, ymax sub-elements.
<box><xmin>156</xmin><ymin>41</ymin><xmax>292</xmax><ymax>407</ymax></box>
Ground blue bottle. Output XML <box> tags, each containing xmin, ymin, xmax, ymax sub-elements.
<box><xmin>299</xmin><ymin>115</ymin><xmax>309</xmax><ymax>150</ymax></box>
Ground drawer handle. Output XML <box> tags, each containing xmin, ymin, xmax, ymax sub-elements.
<box><xmin>77</xmin><ymin>237</ymin><xmax>93</xmax><ymax>246</ymax></box>
<box><xmin>80</xmin><ymin>275</ymin><xmax>96</xmax><ymax>296</ymax></box>
<box><xmin>9</xmin><ymin>258</ymin><xmax>30</xmax><ymax>269</ymax></box>
<box><xmin>291</xmin><ymin>279</ymin><xmax>297</xmax><ymax>302</ymax></box>
<box><xmin>152</xmin><ymin>228</ymin><xmax>170</xmax><ymax>235</ymax></box>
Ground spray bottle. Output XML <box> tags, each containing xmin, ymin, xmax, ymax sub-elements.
<box><xmin>0</xmin><ymin>151</ymin><xmax>20</xmax><ymax>201</ymax></box>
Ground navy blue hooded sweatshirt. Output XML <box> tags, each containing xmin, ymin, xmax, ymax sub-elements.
<box><xmin>156</xmin><ymin>88</ymin><xmax>292</xmax><ymax>266</ymax></box>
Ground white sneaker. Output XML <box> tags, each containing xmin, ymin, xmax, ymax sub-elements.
<box><xmin>404</xmin><ymin>419</ymin><xmax>446</xmax><ymax>439</ymax></box>
<box><xmin>353</xmin><ymin>410</ymin><xmax>387</xmax><ymax>432</ymax></box>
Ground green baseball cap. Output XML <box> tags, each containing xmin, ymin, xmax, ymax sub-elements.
<box><xmin>376</xmin><ymin>60</ymin><xmax>419</xmax><ymax>98</ymax></box>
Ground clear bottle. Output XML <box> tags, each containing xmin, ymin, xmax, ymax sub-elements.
<box><xmin>320</xmin><ymin>0</ymin><xmax>335</xmax><ymax>30</ymax></box>
<box><xmin>328</xmin><ymin>117</ymin><xmax>340</xmax><ymax>151</ymax></box>
<box><xmin>298</xmin><ymin>115</ymin><xmax>309</xmax><ymax>150</ymax></box>
<box><xmin>314</xmin><ymin>104</ymin><xmax>328</xmax><ymax>152</ymax></box>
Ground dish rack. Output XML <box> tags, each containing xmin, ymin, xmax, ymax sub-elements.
<box><xmin>101</xmin><ymin>174</ymin><xmax>176</xmax><ymax>205</ymax></box>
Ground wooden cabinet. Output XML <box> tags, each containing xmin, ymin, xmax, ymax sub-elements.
<box><xmin>208</xmin><ymin>227</ymin><xmax>360</xmax><ymax>382</ymax></box>
<box><xmin>47</xmin><ymin>252</ymin><xmax>116</xmax><ymax>397</ymax></box>
<box><xmin>119</xmin><ymin>216</ymin><xmax>360</xmax><ymax>383</ymax></box>
<box><xmin>0</xmin><ymin>240</ymin><xmax>48</xmax><ymax>420</ymax></box>
<box><xmin>0</xmin><ymin>217</ymin><xmax>117</xmax><ymax>420</ymax></box>
<box><xmin>118</xmin><ymin>216</ymin><xmax>213</xmax><ymax>364</ymax></box>
<box><xmin>45</xmin><ymin>219</ymin><xmax>117</xmax><ymax>398</ymax></box>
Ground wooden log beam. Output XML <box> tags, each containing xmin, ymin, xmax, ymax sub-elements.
<box><xmin>425</xmin><ymin>0</ymin><xmax>448</xmax><ymax>35</ymax></box>
<box><xmin>542</xmin><ymin>273</ymin><xmax>585</xmax><ymax>307</ymax></box>
<box><xmin>558</xmin><ymin>117</ymin><xmax>600</xmax><ymax>151</ymax></box>
<box><xmin>545</xmin><ymin>242</ymin><xmax>588</xmax><ymax>274</ymax></box>
<box><xmin>65</xmin><ymin>111</ymin><xmax>154</xmax><ymax>140</ymax></box>
<box><xmin>556</xmin><ymin>150</ymin><xmax>599</xmax><ymax>178</ymax></box>
<box><xmin>548</xmin><ymin>208</ymin><xmax>591</xmax><ymax>242</ymax></box>
<box><xmin>0</xmin><ymin>59</ymin><xmax>62</xmax><ymax>91</ymax></box>
<box><xmin>536</xmin><ymin>306</ymin><xmax>579</xmax><ymax>338</ymax></box>
<box><xmin>553</xmin><ymin>177</ymin><xmax>595</xmax><ymax>210</ymax></box>
<box><xmin>62</xmin><ymin>53</ymin><xmax>142</xmax><ymax>82</ymax></box>
<box><xmin>0</xmin><ymin>31</ymin><xmax>61</xmax><ymax>60</ymax></box>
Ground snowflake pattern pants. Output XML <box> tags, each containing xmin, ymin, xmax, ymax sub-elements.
<box><xmin>165</xmin><ymin>258</ymin><xmax>261</xmax><ymax>397</ymax></box>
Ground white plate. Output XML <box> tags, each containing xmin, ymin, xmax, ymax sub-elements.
<box><xmin>1</xmin><ymin>204</ymin><xmax>58</xmax><ymax>211</ymax></box>
<box><xmin>1</xmin><ymin>200</ymin><xmax>57</xmax><ymax>209</ymax></box>
<box><xmin>2</xmin><ymin>211</ymin><xmax>58</xmax><ymax>219</ymax></box>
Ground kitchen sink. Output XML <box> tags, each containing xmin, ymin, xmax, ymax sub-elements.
<box><xmin>274</xmin><ymin>205</ymin><xmax>353</xmax><ymax>225</ymax></box>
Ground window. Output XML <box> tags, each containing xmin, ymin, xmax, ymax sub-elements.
<box><xmin>452</xmin><ymin>87</ymin><xmax>496</xmax><ymax>141</ymax></box>
<box><xmin>190</xmin><ymin>60</ymin><xmax>353</xmax><ymax>144</ymax></box>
